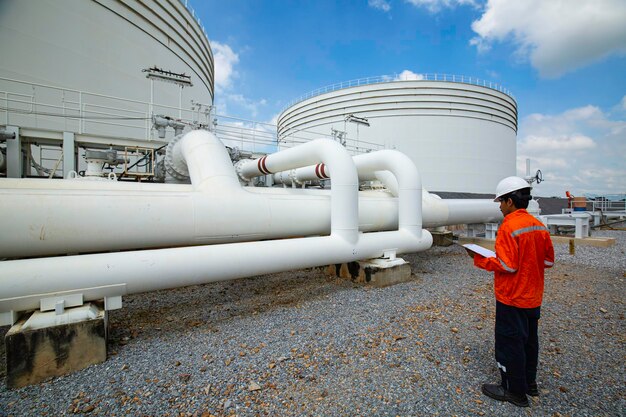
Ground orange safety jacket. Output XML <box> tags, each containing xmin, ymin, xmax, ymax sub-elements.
<box><xmin>474</xmin><ymin>209</ymin><xmax>555</xmax><ymax>308</ymax></box>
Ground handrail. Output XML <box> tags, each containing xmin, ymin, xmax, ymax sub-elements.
<box><xmin>179</xmin><ymin>0</ymin><xmax>208</xmax><ymax>43</ymax></box>
<box><xmin>0</xmin><ymin>76</ymin><xmax>382</xmax><ymax>155</ymax></box>
<box><xmin>281</xmin><ymin>73</ymin><xmax>515</xmax><ymax>112</ymax></box>
<box><xmin>591</xmin><ymin>196</ymin><xmax>626</xmax><ymax>212</ymax></box>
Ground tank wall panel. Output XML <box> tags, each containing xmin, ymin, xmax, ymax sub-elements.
<box><xmin>0</xmin><ymin>0</ymin><xmax>214</xmax><ymax>138</ymax></box>
<box><xmin>278</xmin><ymin>81</ymin><xmax>517</xmax><ymax>194</ymax></box>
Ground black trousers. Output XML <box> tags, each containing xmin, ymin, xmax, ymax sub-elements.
<box><xmin>494</xmin><ymin>301</ymin><xmax>541</xmax><ymax>395</ymax></box>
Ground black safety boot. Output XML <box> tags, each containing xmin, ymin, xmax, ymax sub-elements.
<box><xmin>482</xmin><ymin>383</ymin><xmax>530</xmax><ymax>407</ymax></box>
<box><xmin>527</xmin><ymin>382</ymin><xmax>539</xmax><ymax>397</ymax></box>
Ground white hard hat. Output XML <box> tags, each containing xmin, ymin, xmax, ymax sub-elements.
<box><xmin>494</xmin><ymin>176</ymin><xmax>530</xmax><ymax>202</ymax></box>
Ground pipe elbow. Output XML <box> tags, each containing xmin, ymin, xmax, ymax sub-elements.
<box><xmin>355</xmin><ymin>150</ymin><xmax>421</xmax><ymax>191</ymax></box>
<box><xmin>173</xmin><ymin>130</ymin><xmax>240</xmax><ymax>189</ymax></box>
<box><xmin>307</xmin><ymin>139</ymin><xmax>358</xmax><ymax>187</ymax></box>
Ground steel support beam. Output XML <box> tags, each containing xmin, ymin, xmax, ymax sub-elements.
<box><xmin>5</xmin><ymin>126</ymin><xmax>21</xmax><ymax>178</ymax></box>
<box><xmin>63</xmin><ymin>131</ymin><xmax>76</xmax><ymax>178</ymax></box>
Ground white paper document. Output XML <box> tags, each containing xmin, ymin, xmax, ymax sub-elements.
<box><xmin>462</xmin><ymin>243</ymin><xmax>496</xmax><ymax>258</ymax></box>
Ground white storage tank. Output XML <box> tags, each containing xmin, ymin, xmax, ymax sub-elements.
<box><xmin>277</xmin><ymin>76</ymin><xmax>517</xmax><ymax>194</ymax></box>
<box><xmin>0</xmin><ymin>0</ymin><xmax>214</xmax><ymax>141</ymax></box>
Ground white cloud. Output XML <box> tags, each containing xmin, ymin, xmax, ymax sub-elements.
<box><xmin>519</xmin><ymin>134</ymin><xmax>596</xmax><ymax>153</ymax></box>
<box><xmin>405</xmin><ymin>0</ymin><xmax>478</xmax><ymax>13</ymax></box>
<box><xmin>209</xmin><ymin>40</ymin><xmax>272</xmax><ymax>122</ymax></box>
<box><xmin>268</xmin><ymin>113</ymin><xmax>280</xmax><ymax>126</ymax></box>
<box><xmin>485</xmin><ymin>70</ymin><xmax>499</xmax><ymax>79</ymax></box>
<box><xmin>369</xmin><ymin>0</ymin><xmax>391</xmax><ymax>12</ymax></box>
<box><xmin>517</xmin><ymin>155</ymin><xmax>567</xmax><ymax>170</ymax></box>
<box><xmin>471</xmin><ymin>0</ymin><xmax>626</xmax><ymax>78</ymax></box>
<box><xmin>215</xmin><ymin>94</ymin><xmax>267</xmax><ymax>119</ymax></box>
<box><xmin>396</xmin><ymin>70</ymin><xmax>424</xmax><ymax>80</ymax></box>
<box><xmin>518</xmin><ymin>101</ymin><xmax>626</xmax><ymax>197</ymax></box>
<box><xmin>226</xmin><ymin>94</ymin><xmax>266</xmax><ymax>118</ymax></box>
<box><xmin>211</xmin><ymin>40</ymin><xmax>239</xmax><ymax>91</ymax></box>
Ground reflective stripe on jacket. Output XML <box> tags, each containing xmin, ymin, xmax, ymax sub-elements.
<box><xmin>474</xmin><ymin>209</ymin><xmax>555</xmax><ymax>308</ymax></box>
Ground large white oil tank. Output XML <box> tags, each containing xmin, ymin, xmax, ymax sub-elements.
<box><xmin>0</xmin><ymin>0</ymin><xmax>214</xmax><ymax>141</ymax></box>
<box><xmin>277</xmin><ymin>76</ymin><xmax>517</xmax><ymax>194</ymax></box>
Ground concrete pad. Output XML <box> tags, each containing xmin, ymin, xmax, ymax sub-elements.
<box><xmin>5</xmin><ymin>303</ymin><xmax>107</xmax><ymax>389</ymax></box>
<box><xmin>327</xmin><ymin>258</ymin><xmax>412</xmax><ymax>287</ymax></box>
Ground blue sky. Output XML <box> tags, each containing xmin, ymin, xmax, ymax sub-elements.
<box><xmin>190</xmin><ymin>0</ymin><xmax>626</xmax><ymax>198</ymax></box>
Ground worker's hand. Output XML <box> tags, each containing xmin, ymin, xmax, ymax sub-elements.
<box><xmin>465</xmin><ymin>248</ymin><xmax>475</xmax><ymax>259</ymax></box>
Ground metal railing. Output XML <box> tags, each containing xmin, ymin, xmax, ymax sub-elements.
<box><xmin>0</xmin><ymin>76</ymin><xmax>176</xmax><ymax>140</ymax></box>
<box><xmin>179</xmin><ymin>0</ymin><xmax>209</xmax><ymax>45</ymax></box>
<box><xmin>277</xmin><ymin>131</ymin><xmax>383</xmax><ymax>155</ymax></box>
<box><xmin>281</xmin><ymin>73</ymin><xmax>515</xmax><ymax>112</ymax></box>
<box><xmin>213</xmin><ymin>114</ymin><xmax>382</xmax><ymax>155</ymax></box>
<box><xmin>591</xmin><ymin>197</ymin><xmax>626</xmax><ymax>212</ymax></box>
<box><xmin>0</xmin><ymin>77</ymin><xmax>382</xmax><ymax>157</ymax></box>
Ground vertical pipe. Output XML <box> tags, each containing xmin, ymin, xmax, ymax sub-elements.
<box><xmin>79</xmin><ymin>92</ymin><xmax>83</xmax><ymax>134</ymax></box>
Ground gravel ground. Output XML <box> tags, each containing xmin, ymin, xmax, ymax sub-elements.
<box><xmin>1</xmin><ymin>225</ymin><xmax>624</xmax><ymax>416</ymax></box>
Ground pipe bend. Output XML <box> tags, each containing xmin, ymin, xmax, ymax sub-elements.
<box><xmin>354</xmin><ymin>150</ymin><xmax>420</xmax><ymax>191</ymax></box>
<box><xmin>354</xmin><ymin>150</ymin><xmax>423</xmax><ymax>234</ymax></box>
<box><xmin>172</xmin><ymin>130</ymin><xmax>241</xmax><ymax>190</ymax></box>
<box><xmin>240</xmin><ymin>139</ymin><xmax>359</xmax><ymax>242</ymax></box>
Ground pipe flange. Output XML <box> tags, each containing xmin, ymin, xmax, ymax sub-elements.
<box><xmin>164</xmin><ymin>133</ymin><xmax>190</xmax><ymax>181</ymax></box>
<box><xmin>234</xmin><ymin>159</ymin><xmax>253</xmax><ymax>182</ymax></box>
<box><xmin>289</xmin><ymin>169</ymin><xmax>302</xmax><ymax>186</ymax></box>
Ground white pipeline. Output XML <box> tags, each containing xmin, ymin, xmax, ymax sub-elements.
<box><xmin>0</xmin><ymin>131</ymin><xmax>432</xmax><ymax>324</ymax></box>
<box><xmin>0</xmin><ymin>167</ymin><xmax>500</xmax><ymax>258</ymax></box>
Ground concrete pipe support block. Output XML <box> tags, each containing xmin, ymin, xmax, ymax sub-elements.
<box><xmin>5</xmin><ymin>302</ymin><xmax>107</xmax><ymax>389</ymax></box>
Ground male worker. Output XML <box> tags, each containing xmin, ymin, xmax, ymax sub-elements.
<box><xmin>467</xmin><ymin>176</ymin><xmax>554</xmax><ymax>407</ymax></box>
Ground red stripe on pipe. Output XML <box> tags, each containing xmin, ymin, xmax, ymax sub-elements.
<box><xmin>257</xmin><ymin>157</ymin><xmax>264</xmax><ymax>174</ymax></box>
<box><xmin>319</xmin><ymin>163</ymin><xmax>328</xmax><ymax>179</ymax></box>
<box><xmin>314</xmin><ymin>164</ymin><xmax>321</xmax><ymax>179</ymax></box>
<box><xmin>260</xmin><ymin>156</ymin><xmax>271</xmax><ymax>174</ymax></box>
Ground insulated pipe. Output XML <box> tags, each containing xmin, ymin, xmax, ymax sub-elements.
<box><xmin>245</xmin><ymin>149</ymin><xmax>427</xmax><ymax>235</ymax></box>
<box><xmin>0</xmin><ymin>183</ymin><xmax>498</xmax><ymax>258</ymax></box>
<box><xmin>423</xmin><ymin>196</ymin><xmax>502</xmax><ymax>225</ymax></box>
<box><xmin>239</xmin><ymin>139</ymin><xmax>359</xmax><ymax>243</ymax></box>
<box><xmin>0</xmin><ymin>181</ymin><xmax>404</xmax><ymax>258</ymax></box>
<box><xmin>0</xmin><ymin>133</ymin><xmax>432</xmax><ymax>323</ymax></box>
<box><xmin>261</xmin><ymin>157</ymin><xmax>501</xmax><ymax>227</ymax></box>
<box><xmin>271</xmin><ymin>163</ymin><xmax>330</xmax><ymax>186</ymax></box>
<box><xmin>169</xmin><ymin>130</ymin><xmax>241</xmax><ymax>190</ymax></box>
<box><xmin>0</xmin><ymin>229</ymin><xmax>431</xmax><ymax>320</ymax></box>
<box><xmin>267</xmin><ymin>160</ymin><xmax>400</xmax><ymax>195</ymax></box>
